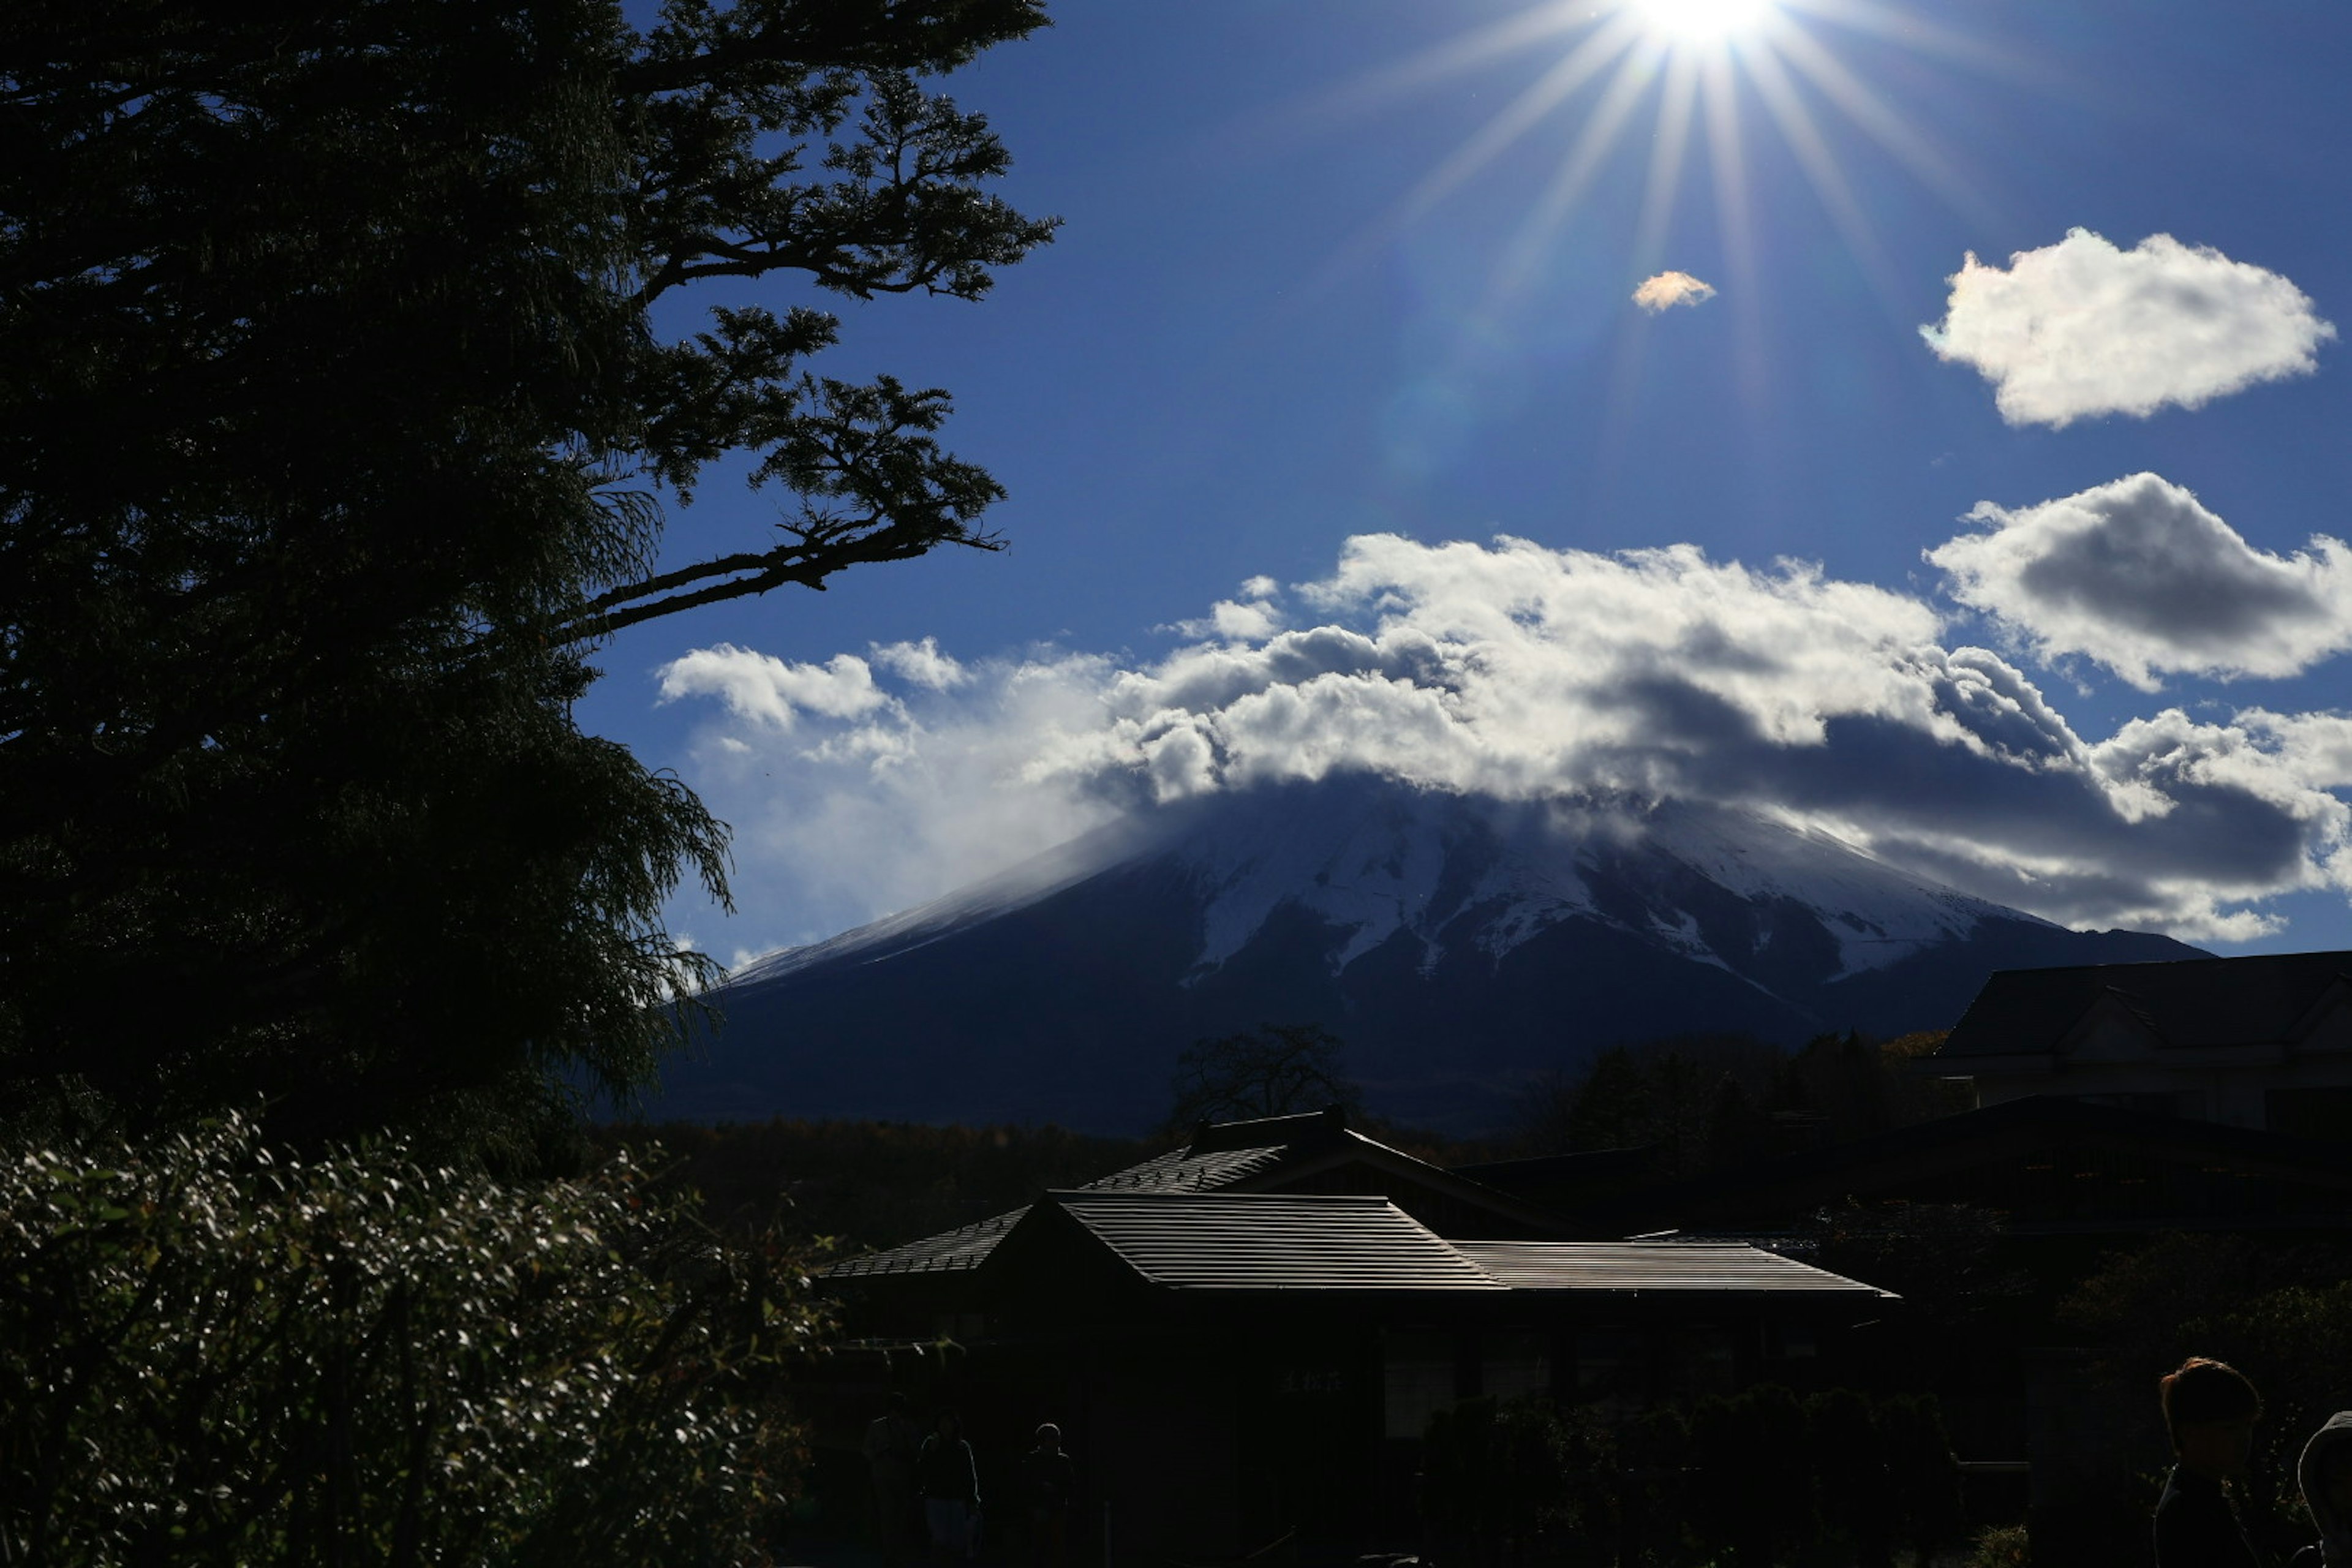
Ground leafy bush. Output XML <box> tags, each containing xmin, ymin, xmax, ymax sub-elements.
<box><xmin>1964</xmin><ymin>1523</ymin><xmax>2032</xmax><ymax>1568</ymax></box>
<box><xmin>0</xmin><ymin>1114</ymin><xmax>831</xmax><ymax>1566</ymax></box>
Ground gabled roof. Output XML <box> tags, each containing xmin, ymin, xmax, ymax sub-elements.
<box><xmin>824</xmin><ymin>1106</ymin><xmax>1579</xmax><ymax>1283</ymax></box>
<box><xmin>1078</xmin><ymin>1105</ymin><xmax>1580</xmax><ymax>1236</ymax></box>
<box><xmin>832</xmin><ymin>1190</ymin><xmax>1901</xmax><ymax>1301</ymax></box>
<box><xmin>1940</xmin><ymin>950</ymin><xmax>2352</xmax><ymax>1060</ymax></box>
<box><xmin>824</xmin><ymin>1207</ymin><xmax>1025</xmax><ymax>1280</ymax></box>
<box><xmin>1076</xmin><ymin>1142</ymin><xmax>1293</xmax><ymax>1194</ymax></box>
<box><xmin>1455</xmin><ymin>1241</ymin><xmax>1892</xmax><ymax>1297</ymax></box>
<box><xmin>1044</xmin><ymin>1191</ymin><xmax>1503</xmax><ymax>1292</ymax></box>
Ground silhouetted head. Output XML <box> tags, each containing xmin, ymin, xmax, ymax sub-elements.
<box><xmin>935</xmin><ymin>1408</ymin><xmax>962</xmax><ymax>1440</ymax></box>
<box><xmin>2298</xmin><ymin>1410</ymin><xmax>2352</xmax><ymax>1554</ymax></box>
<box><xmin>1035</xmin><ymin>1422</ymin><xmax>1061</xmax><ymax>1450</ymax></box>
<box><xmin>2162</xmin><ymin>1358</ymin><xmax>2261</xmax><ymax>1479</ymax></box>
<box><xmin>886</xmin><ymin>1390</ymin><xmax>908</xmax><ymax>1414</ymax></box>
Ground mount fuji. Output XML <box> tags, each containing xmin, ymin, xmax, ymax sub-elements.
<box><xmin>641</xmin><ymin>777</ymin><xmax>2199</xmax><ymax>1133</ymax></box>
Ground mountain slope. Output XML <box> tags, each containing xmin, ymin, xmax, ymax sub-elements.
<box><xmin>647</xmin><ymin>779</ymin><xmax>2202</xmax><ymax>1132</ymax></box>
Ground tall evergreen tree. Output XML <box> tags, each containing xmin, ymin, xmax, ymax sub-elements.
<box><xmin>0</xmin><ymin>0</ymin><xmax>1055</xmax><ymax>1140</ymax></box>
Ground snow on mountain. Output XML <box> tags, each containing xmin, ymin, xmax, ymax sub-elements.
<box><xmin>741</xmin><ymin>780</ymin><xmax>2037</xmax><ymax>991</ymax></box>
<box><xmin>1155</xmin><ymin>785</ymin><xmax>2034</xmax><ymax>986</ymax></box>
<box><xmin>657</xmin><ymin>776</ymin><xmax>2199</xmax><ymax>1133</ymax></box>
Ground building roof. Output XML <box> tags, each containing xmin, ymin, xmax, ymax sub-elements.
<box><xmin>1454</xmin><ymin>1240</ymin><xmax>1892</xmax><ymax>1297</ymax></box>
<box><xmin>1940</xmin><ymin>950</ymin><xmax>2352</xmax><ymax>1059</ymax></box>
<box><xmin>1041</xmin><ymin>1191</ymin><xmax>1504</xmax><ymax>1292</ymax></box>
<box><xmin>823</xmin><ymin>1106</ymin><xmax>1580</xmax><ymax>1283</ymax></box>
<box><xmin>1076</xmin><ymin>1142</ymin><xmax>1294</xmax><ymax>1194</ymax></box>
<box><xmin>834</xmin><ymin>1189</ymin><xmax>1899</xmax><ymax>1300</ymax></box>
<box><xmin>824</xmin><ymin>1207</ymin><xmax>1025</xmax><ymax>1280</ymax></box>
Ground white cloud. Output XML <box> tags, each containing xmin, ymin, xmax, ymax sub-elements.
<box><xmin>660</xmin><ymin>536</ymin><xmax>2352</xmax><ymax>951</ymax></box>
<box><xmin>655</xmin><ymin>645</ymin><xmax>891</xmax><ymax>729</ymax></box>
<box><xmin>1210</xmin><ymin>598</ymin><xmax>1283</xmax><ymax>642</ymax></box>
<box><xmin>870</xmin><ymin>636</ymin><xmax>970</xmax><ymax>690</ymax></box>
<box><xmin>1921</xmin><ymin>228</ymin><xmax>2335</xmax><ymax>427</ymax></box>
<box><xmin>1929</xmin><ymin>473</ymin><xmax>2352</xmax><ymax>688</ymax></box>
<box><xmin>1166</xmin><ymin>576</ymin><xmax>1287</xmax><ymax>643</ymax></box>
<box><xmin>1632</xmin><ymin>271</ymin><xmax>1717</xmax><ymax>313</ymax></box>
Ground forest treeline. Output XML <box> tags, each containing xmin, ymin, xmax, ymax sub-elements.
<box><xmin>606</xmin><ymin>1026</ymin><xmax>1960</xmax><ymax>1253</ymax></box>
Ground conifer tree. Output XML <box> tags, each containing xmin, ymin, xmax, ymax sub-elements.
<box><xmin>0</xmin><ymin>0</ymin><xmax>1055</xmax><ymax>1140</ymax></box>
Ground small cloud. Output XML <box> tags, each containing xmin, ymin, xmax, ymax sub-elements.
<box><xmin>1921</xmin><ymin>228</ymin><xmax>2335</xmax><ymax>427</ymax></box>
<box><xmin>872</xmin><ymin>636</ymin><xmax>970</xmax><ymax>690</ymax></box>
<box><xmin>1632</xmin><ymin>271</ymin><xmax>1718</xmax><ymax>313</ymax></box>
<box><xmin>1929</xmin><ymin>472</ymin><xmax>2352</xmax><ymax>688</ymax></box>
<box><xmin>1166</xmin><ymin>578</ymin><xmax>1287</xmax><ymax>643</ymax></box>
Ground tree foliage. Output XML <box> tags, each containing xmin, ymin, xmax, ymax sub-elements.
<box><xmin>1163</xmin><ymin>1023</ymin><xmax>1362</xmax><ymax>1136</ymax></box>
<box><xmin>1509</xmin><ymin>1029</ymin><xmax>1962</xmax><ymax>1175</ymax></box>
<box><xmin>604</xmin><ymin>1116</ymin><xmax>1153</xmax><ymax>1248</ymax></box>
<box><xmin>0</xmin><ymin>1111</ymin><xmax>831</xmax><ymax>1566</ymax></box>
<box><xmin>2058</xmin><ymin>1231</ymin><xmax>2352</xmax><ymax>1554</ymax></box>
<box><xmin>0</xmin><ymin>0</ymin><xmax>1054</xmax><ymax>1139</ymax></box>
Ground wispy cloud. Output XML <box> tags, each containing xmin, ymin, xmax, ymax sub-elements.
<box><xmin>1632</xmin><ymin>270</ymin><xmax>1718</xmax><ymax>312</ymax></box>
<box><xmin>1929</xmin><ymin>473</ymin><xmax>2352</xmax><ymax>689</ymax></box>
<box><xmin>659</xmin><ymin>536</ymin><xmax>2352</xmax><ymax>955</ymax></box>
<box><xmin>1921</xmin><ymin>228</ymin><xmax>2335</xmax><ymax>427</ymax></box>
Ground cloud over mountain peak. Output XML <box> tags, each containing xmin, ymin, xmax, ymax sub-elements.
<box><xmin>658</xmin><ymin>535</ymin><xmax>2352</xmax><ymax>956</ymax></box>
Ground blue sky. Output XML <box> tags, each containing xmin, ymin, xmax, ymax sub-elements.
<box><xmin>579</xmin><ymin>0</ymin><xmax>2352</xmax><ymax>965</ymax></box>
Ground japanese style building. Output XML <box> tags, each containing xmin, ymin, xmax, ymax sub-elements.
<box><xmin>820</xmin><ymin>1107</ymin><xmax>1895</xmax><ymax>1561</ymax></box>
<box><xmin>1932</xmin><ymin>948</ymin><xmax>2352</xmax><ymax>1134</ymax></box>
<box><xmin>813</xmin><ymin>952</ymin><xmax>2352</xmax><ymax>1562</ymax></box>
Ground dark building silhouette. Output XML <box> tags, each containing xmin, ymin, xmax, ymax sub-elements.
<box><xmin>820</xmin><ymin>1109</ymin><xmax>1895</xmax><ymax>1561</ymax></box>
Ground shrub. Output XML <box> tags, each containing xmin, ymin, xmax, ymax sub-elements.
<box><xmin>1964</xmin><ymin>1523</ymin><xmax>2032</xmax><ymax>1568</ymax></box>
<box><xmin>0</xmin><ymin>1112</ymin><xmax>831</xmax><ymax>1566</ymax></box>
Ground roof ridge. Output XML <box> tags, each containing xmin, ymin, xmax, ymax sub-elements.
<box><xmin>1046</xmin><ymin>1188</ymin><xmax>1397</xmax><ymax>1204</ymax></box>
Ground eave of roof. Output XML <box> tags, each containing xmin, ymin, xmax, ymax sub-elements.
<box><xmin>823</xmin><ymin>1206</ymin><xmax>1025</xmax><ymax>1279</ymax></box>
<box><xmin>1454</xmin><ymin>1240</ymin><xmax>1894</xmax><ymax>1298</ymax></box>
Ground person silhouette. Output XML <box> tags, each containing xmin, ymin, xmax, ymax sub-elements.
<box><xmin>2291</xmin><ymin>1412</ymin><xmax>2352</xmax><ymax>1568</ymax></box>
<box><xmin>2154</xmin><ymin>1358</ymin><xmax>2263</xmax><ymax>1568</ymax></box>
<box><xmin>918</xmin><ymin>1408</ymin><xmax>981</xmax><ymax>1561</ymax></box>
<box><xmin>1020</xmin><ymin>1422</ymin><xmax>1077</xmax><ymax>1567</ymax></box>
<box><xmin>864</xmin><ymin>1391</ymin><xmax>927</xmax><ymax>1566</ymax></box>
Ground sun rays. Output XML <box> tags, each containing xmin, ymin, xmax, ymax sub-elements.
<box><xmin>1352</xmin><ymin>0</ymin><xmax>2011</xmax><ymax>325</ymax></box>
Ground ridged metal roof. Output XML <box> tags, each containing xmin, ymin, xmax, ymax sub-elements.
<box><xmin>1077</xmin><ymin>1143</ymin><xmax>1292</xmax><ymax>1193</ymax></box>
<box><xmin>1052</xmin><ymin>1192</ymin><xmax>1505</xmax><ymax>1292</ymax></box>
<box><xmin>1453</xmin><ymin>1241</ymin><xmax>1893</xmax><ymax>1297</ymax></box>
<box><xmin>824</xmin><ymin>1206</ymin><xmax>1025</xmax><ymax>1278</ymax></box>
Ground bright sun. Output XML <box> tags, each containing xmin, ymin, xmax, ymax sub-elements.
<box><xmin>1634</xmin><ymin>0</ymin><xmax>1777</xmax><ymax>43</ymax></box>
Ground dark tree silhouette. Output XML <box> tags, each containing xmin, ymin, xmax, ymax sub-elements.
<box><xmin>1164</xmin><ymin>1024</ymin><xmax>1363</xmax><ymax>1135</ymax></box>
<box><xmin>0</xmin><ymin>0</ymin><xmax>1054</xmax><ymax>1144</ymax></box>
